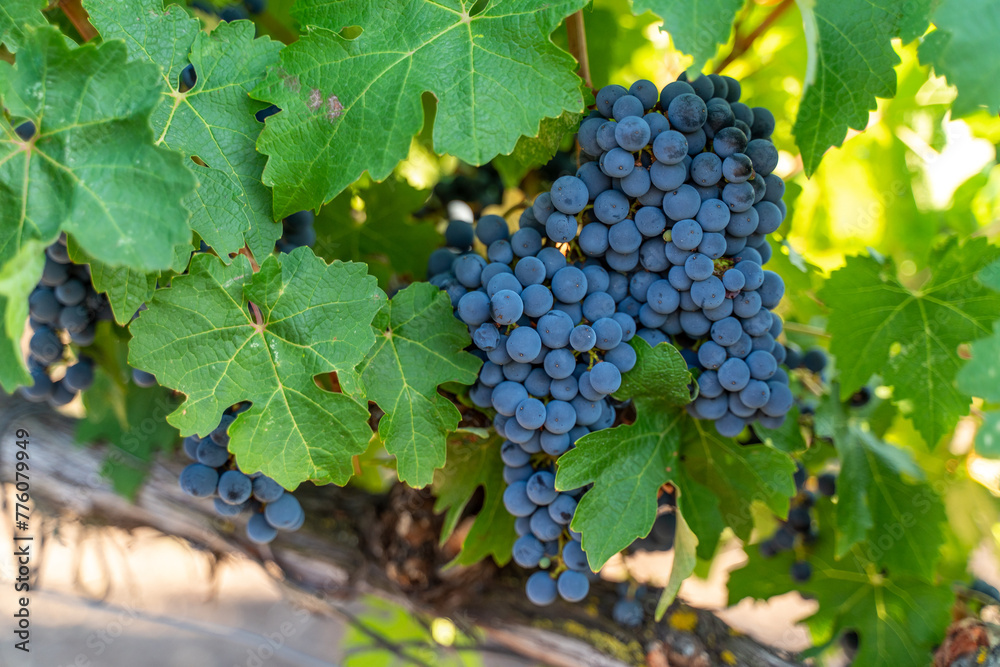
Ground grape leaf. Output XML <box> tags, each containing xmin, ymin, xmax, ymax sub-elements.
<box><xmin>358</xmin><ymin>283</ymin><xmax>481</xmax><ymax>487</ymax></box>
<box><xmin>814</xmin><ymin>393</ymin><xmax>945</xmax><ymax>579</ymax></box>
<box><xmin>433</xmin><ymin>433</ymin><xmax>516</xmax><ymax>567</ymax></box>
<box><xmin>819</xmin><ymin>238</ymin><xmax>1000</xmax><ymax>448</ymax></box>
<box><xmin>84</xmin><ymin>0</ymin><xmax>284</xmax><ymax>261</ymax></box>
<box><xmin>919</xmin><ymin>0</ymin><xmax>1000</xmax><ymax>116</ymax></box>
<box><xmin>556</xmin><ymin>340</ymin><xmax>691</xmax><ymax>569</ymax></box>
<box><xmin>68</xmin><ymin>237</ymin><xmax>192</xmax><ymax>326</ymax></box>
<box><xmin>728</xmin><ymin>502</ymin><xmax>952</xmax><ymax>667</ymax></box>
<box><xmin>632</xmin><ymin>0</ymin><xmax>743</xmax><ymax>72</ymax></box>
<box><xmin>957</xmin><ymin>330</ymin><xmax>1000</xmax><ymax>403</ymax></box>
<box><xmin>794</xmin><ymin>0</ymin><xmax>933</xmax><ymax>175</ymax></box>
<box><xmin>315</xmin><ymin>178</ymin><xmax>438</xmax><ymax>289</ymax></box>
<box><xmin>128</xmin><ymin>249</ymin><xmax>386</xmax><ymax>489</ymax></box>
<box><xmin>89</xmin><ymin>264</ymin><xmax>157</xmax><ymax>328</ymax></box>
<box><xmin>0</xmin><ymin>0</ymin><xmax>47</xmax><ymax>53</ymax></box>
<box><xmin>0</xmin><ymin>240</ymin><xmax>44</xmax><ymax>392</ymax></box>
<box><xmin>674</xmin><ymin>467</ymin><xmax>724</xmax><ymax>560</ymax></box>
<box><xmin>615</xmin><ymin>337</ymin><xmax>693</xmax><ymax>407</ymax></box>
<box><xmin>492</xmin><ymin>110</ymin><xmax>582</xmax><ymax>187</ymax></box>
<box><xmin>655</xmin><ymin>509</ymin><xmax>697</xmax><ymax>619</ymax></box>
<box><xmin>252</xmin><ymin>0</ymin><xmax>588</xmax><ymax>216</ymax></box>
<box><xmin>975</xmin><ymin>412</ymin><xmax>1000</xmax><ymax>458</ymax></box>
<box><xmin>0</xmin><ymin>27</ymin><xmax>195</xmax><ymax>272</ymax></box>
<box><xmin>956</xmin><ymin>261</ymin><xmax>1000</xmax><ymax>458</ymax></box>
<box><xmin>557</xmin><ymin>408</ymin><xmax>683</xmax><ymax>570</ymax></box>
<box><xmin>752</xmin><ymin>405</ymin><xmax>807</xmax><ymax>453</ymax></box>
<box><xmin>680</xmin><ymin>417</ymin><xmax>797</xmax><ymax>542</ymax></box>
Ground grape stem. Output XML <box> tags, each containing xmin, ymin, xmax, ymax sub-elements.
<box><xmin>56</xmin><ymin>0</ymin><xmax>98</xmax><ymax>42</ymax></box>
<box><xmin>249</xmin><ymin>301</ymin><xmax>264</xmax><ymax>329</ymax></box>
<box><xmin>565</xmin><ymin>11</ymin><xmax>593</xmax><ymax>91</ymax></box>
<box><xmin>713</xmin><ymin>0</ymin><xmax>795</xmax><ymax>74</ymax></box>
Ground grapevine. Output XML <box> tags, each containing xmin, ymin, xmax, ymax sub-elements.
<box><xmin>2</xmin><ymin>2</ymin><xmax>1000</xmax><ymax>666</ymax></box>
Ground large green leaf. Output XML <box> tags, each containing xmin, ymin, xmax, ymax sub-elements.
<box><xmin>84</xmin><ymin>0</ymin><xmax>284</xmax><ymax>261</ymax></box>
<box><xmin>0</xmin><ymin>0</ymin><xmax>47</xmax><ymax>53</ymax></box>
<box><xmin>728</xmin><ymin>502</ymin><xmax>952</xmax><ymax>667</ymax></box>
<box><xmin>632</xmin><ymin>0</ymin><xmax>743</xmax><ymax>72</ymax></box>
<box><xmin>814</xmin><ymin>393</ymin><xmax>945</xmax><ymax>579</ymax></box>
<box><xmin>0</xmin><ymin>26</ymin><xmax>195</xmax><ymax>272</ymax></box>
<box><xmin>128</xmin><ymin>249</ymin><xmax>385</xmax><ymax>488</ymax></box>
<box><xmin>794</xmin><ymin>0</ymin><xmax>933</xmax><ymax>175</ymax></box>
<box><xmin>919</xmin><ymin>0</ymin><xmax>1000</xmax><ymax>116</ymax></box>
<box><xmin>252</xmin><ymin>0</ymin><xmax>588</xmax><ymax>216</ymax></box>
<box><xmin>315</xmin><ymin>178</ymin><xmax>438</xmax><ymax>289</ymax></box>
<box><xmin>432</xmin><ymin>433</ymin><xmax>516</xmax><ymax>567</ymax></box>
<box><xmin>492</xmin><ymin>110</ymin><xmax>582</xmax><ymax>186</ymax></box>
<box><xmin>681</xmin><ymin>417</ymin><xmax>797</xmax><ymax>541</ymax></box>
<box><xmin>358</xmin><ymin>283</ymin><xmax>481</xmax><ymax>487</ymax></box>
<box><xmin>819</xmin><ymin>238</ymin><xmax>1000</xmax><ymax>447</ymax></box>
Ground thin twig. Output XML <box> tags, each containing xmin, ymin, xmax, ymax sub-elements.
<box><xmin>714</xmin><ymin>0</ymin><xmax>795</xmax><ymax>73</ymax></box>
<box><xmin>565</xmin><ymin>11</ymin><xmax>593</xmax><ymax>91</ymax></box>
<box><xmin>238</xmin><ymin>245</ymin><xmax>261</xmax><ymax>271</ymax></box>
<box><xmin>782</xmin><ymin>321</ymin><xmax>831</xmax><ymax>338</ymax></box>
<box><xmin>336</xmin><ymin>608</ymin><xmax>436</xmax><ymax>667</ymax></box>
<box><xmin>58</xmin><ymin>0</ymin><xmax>98</xmax><ymax>42</ymax></box>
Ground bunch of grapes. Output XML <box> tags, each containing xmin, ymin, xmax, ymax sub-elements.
<box><xmin>430</xmin><ymin>72</ymin><xmax>795</xmax><ymax>605</ymax></box>
<box><xmin>431</xmin><ymin>162</ymin><xmax>505</xmax><ymax>212</ymax></box>
<box><xmin>20</xmin><ymin>235</ymin><xmax>109</xmax><ymax>406</ymax></box>
<box><xmin>758</xmin><ymin>463</ymin><xmax>837</xmax><ymax>582</ymax></box>
<box><xmin>531</xmin><ymin>73</ymin><xmax>795</xmax><ymax>436</ymax></box>
<box><xmin>179</xmin><ymin>406</ymin><xmax>305</xmax><ymax>545</ymax></box>
<box><xmin>430</xmin><ymin>214</ymin><xmax>632</xmax><ymax>605</ymax></box>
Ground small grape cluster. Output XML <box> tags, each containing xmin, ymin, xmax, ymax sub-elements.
<box><xmin>784</xmin><ymin>345</ymin><xmax>828</xmax><ymax>377</ymax></box>
<box><xmin>431</xmin><ymin>162</ymin><xmax>505</xmax><ymax>212</ymax></box>
<box><xmin>276</xmin><ymin>211</ymin><xmax>316</xmax><ymax>252</ymax></box>
<box><xmin>522</xmin><ymin>73</ymin><xmax>792</xmax><ymax>436</ymax></box>
<box><xmin>20</xmin><ymin>236</ymin><xmax>110</xmax><ymax>406</ymax></box>
<box><xmin>179</xmin><ymin>406</ymin><xmax>305</xmax><ymax>545</ymax></box>
<box><xmin>759</xmin><ymin>463</ymin><xmax>837</xmax><ymax>582</ymax></box>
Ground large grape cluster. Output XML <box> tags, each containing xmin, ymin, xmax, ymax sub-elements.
<box><xmin>430</xmin><ymin>214</ymin><xmax>630</xmax><ymax>605</ymax></box>
<box><xmin>179</xmin><ymin>405</ymin><xmax>306</xmax><ymax>545</ymax></box>
<box><xmin>526</xmin><ymin>73</ymin><xmax>793</xmax><ymax>436</ymax></box>
<box><xmin>430</xmin><ymin>72</ymin><xmax>794</xmax><ymax>605</ymax></box>
<box><xmin>20</xmin><ymin>234</ymin><xmax>110</xmax><ymax>406</ymax></box>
